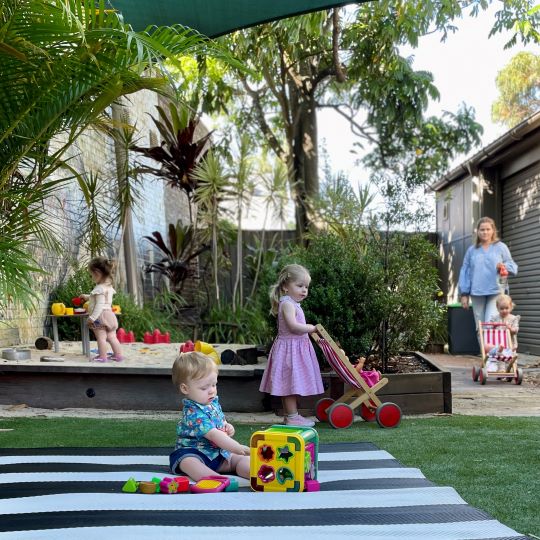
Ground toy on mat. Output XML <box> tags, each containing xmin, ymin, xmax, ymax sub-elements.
<box><xmin>311</xmin><ymin>324</ymin><xmax>401</xmax><ymax>429</ymax></box>
<box><xmin>160</xmin><ymin>476</ymin><xmax>190</xmax><ymax>493</ymax></box>
<box><xmin>191</xmin><ymin>475</ymin><xmax>230</xmax><ymax>493</ymax></box>
<box><xmin>122</xmin><ymin>477</ymin><xmax>138</xmax><ymax>493</ymax></box>
<box><xmin>250</xmin><ymin>425</ymin><xmax>319</xmax><ymax>493</ymax></box>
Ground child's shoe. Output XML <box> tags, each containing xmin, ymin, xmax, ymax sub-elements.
<box><xmin>284</xmin><ymin>414</ymin><xmax>315</xmax><ymax>427</ymax></box>
<box><xmin>90</xmin><ymin>356</ymin><xmax>111</xmax><ymax>363</ymax></box>
<box><xmin>111</xmin><ymin>355</ymin><xmax>124</xmax><ymax>362</ymax></box>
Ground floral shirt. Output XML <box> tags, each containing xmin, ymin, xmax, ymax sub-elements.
<box><xmin>174</xmin><ymin>396</ymin><xmax>231</xmax><ymax>461</ymax></box>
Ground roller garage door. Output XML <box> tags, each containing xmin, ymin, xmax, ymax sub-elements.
<box><xmin>501</xmin><ymin>164</ymin><xmax>540</xmax><ymax>355</ymax></box>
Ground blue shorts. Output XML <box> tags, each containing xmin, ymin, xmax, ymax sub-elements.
<box><xmin>169</xmin><ymin>447</ymin><xmax>225</xmax><ymax>474</ymax></box>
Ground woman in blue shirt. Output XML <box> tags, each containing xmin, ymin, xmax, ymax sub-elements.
<box><xmin>458</xmin><ymin>217</ymin><xmax>517</xmax><ymax>329</ymax></box>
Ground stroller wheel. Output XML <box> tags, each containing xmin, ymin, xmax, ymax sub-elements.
<box><xmin>514</xmin><ymin>368</ymin><xmax>523</xmax><ymax>385</ymax></box>
<box><xmin>479</xmin><ymin>368</ymin><xmax>488</xmax><ymax>385</ymax></box>
<box><xmin>472</xmin><ymin>366</ymin><xmax>480</xmax><ymax>382</ymax></box>
<box><xmin>376</xmin><ymin>402</ymin><xmax>402</xmax><ymax>429</ymax></box>
<box><xmin>328</xmin><ymin>403</ymin><xmax>354</xmax><ymax>429</ymax></box>
<box><xmin>360</xmin><ymin>401</ymin><xmax>377</xmax><ymax>422</ymax></box>
<box><xmin>315</xmin><ymin>398</ymin><xmax>335</xmax><ymax>422</ymax></box>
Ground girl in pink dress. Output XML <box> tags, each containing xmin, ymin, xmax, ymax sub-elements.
<box><xmin>260</xmin><ymin>264</ymin><xmax>323</xmax><ymax>427</ymax></box>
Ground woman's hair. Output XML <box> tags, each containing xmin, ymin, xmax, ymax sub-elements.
<box><xmin>172</xmin><ymin>351</ymin><xmax>218</xmax><ymax>390</ymax></box>
<box><xmin>269</xmin><ymin>263</ymin><xmax>311</xmax><ymax>315</ymax></box>
<box><xmin>474</xmin><ymin>216</ymin><xmax>500</xmax><ymax>246</ymax></box>
<box><xmin>496</xmin><ymin>293</ymin><xmax>514</xmax><ymax>310</ymax></box>
<box><xmin>88</xmin><ymin>256</ymin><xmax>115</xmax><ymax>281</ymax></box>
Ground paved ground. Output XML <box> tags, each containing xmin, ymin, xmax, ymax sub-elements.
<box><xmin>428</xmin><ymin>352</ymin><xmax>540</xmax><ymax>417</ymax></box>
<box><xmin>1</xmin><ymin>341</ymin><xmax>539</xmax><ymax>420</ymax></box>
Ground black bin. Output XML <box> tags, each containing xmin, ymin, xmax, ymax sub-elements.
<box><xmin>448</xmin><ymin>305</ymin><xmax>480</xmax><ymax>355</ymax></box>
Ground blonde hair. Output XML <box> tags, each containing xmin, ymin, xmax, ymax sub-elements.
<box><xmin>269</xmin><ymin>264</ymin><xmax>311</xmax><ymax>316</ymax></box>
<box><xmin>88</xmin><ymin>256</ymin><xmax>116</xmax><ymax>282</ymax></box>
<box><xmin>172</xmin><ymin>352</ymin><xmax>218</xmax><ymax>390</ymax></box>
<box><xmin>475</xmin><ymin>217</ymin><xmax>500</xmax><ymax>247</ymax></box>
<box><xmin>496</xmin><ymin>293</ymin><xmax>515</xmax><ymax>311</ymax></box>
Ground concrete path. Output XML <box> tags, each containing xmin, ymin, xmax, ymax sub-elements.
<box><xmin>426</xmin><ymin>352</ymin><xmax>540</xmax><ymax>417</ymax></box>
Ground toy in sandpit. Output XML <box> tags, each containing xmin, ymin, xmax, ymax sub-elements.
<box><xmin>179</xmin><ymin>340</ymin><xmax>195</xmax><ymax>353</ymax></box>
<box><xmin>179</xmin><ymin>340</ymin><xmax>221</xmax><ymax>364</ymax></box>
<box><xmin>143</xmin><ymin>329</ymin><xmax>171</xmax><ymax>344</ymax></box>
<box><xmin>117</xmin><ymin>328</ymin><xmax>136</xmax><ymax>343</ymax></box>
<box><xmin>250</xmin><ymin>425</ymin><xmax>320</xmax><ymax>493</ymax></box>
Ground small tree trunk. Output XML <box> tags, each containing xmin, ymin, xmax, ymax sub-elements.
<box><xmin>291</xmin><ymin>97</ymin><xmax>319</xmax><ymax>241</ymax></box>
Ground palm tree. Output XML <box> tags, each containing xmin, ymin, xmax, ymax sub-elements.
<box><xmin>0</xmin><ymin>0</ymin><xmax>238</xmax><ymax>309</ymax></box>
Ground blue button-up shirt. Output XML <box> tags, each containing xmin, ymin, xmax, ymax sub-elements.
<box><xmin>458</xmin><ymin>241</ymin><xmax>517</xmax><ymax>296</ymax></box>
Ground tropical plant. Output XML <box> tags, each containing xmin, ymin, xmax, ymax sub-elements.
<box><xmin>192</xmin><ymin>151</ymin><xmax>234</xmax><ymax>307</ymax></box>
<box><xmin>130</xmin><ymin>102</ymin><xmax>213</xmax><ymax>214</ymax></box>
<box><xmin>0</xmin><ymin>0</ymin><xmax>240</xmax><ymax>309</ymax></box>
<box><xmin>144</xmin><ymin>222</ymin><xmax>209</xmax><ymax>294</ymax></box>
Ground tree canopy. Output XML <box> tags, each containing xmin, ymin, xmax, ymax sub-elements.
<box><xmin>492</xmin><ymin>51</ymin><xmax>540</xmax><ymax>128</ymax></box>
<box><xmin>173</xmin><ymin>0</ymin><xmax>540</xmax><ymax>236</ymax></box>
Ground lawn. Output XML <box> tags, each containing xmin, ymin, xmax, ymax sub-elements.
<box><xmin>1</xmin><ymin>415</ymin><xmax>539</xmax><ymax>537</ymax></box>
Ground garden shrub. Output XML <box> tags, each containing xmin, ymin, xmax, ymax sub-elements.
<box><xmin>257</xmin><ymin>230</ymin><xmax>443</xmax><ymax>359</ymax></box>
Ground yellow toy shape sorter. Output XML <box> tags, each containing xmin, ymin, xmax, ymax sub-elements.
<box><xmin>250</xmin><ymin>425</ymin><xmax>319</xmax><ymax>492</ymax></box>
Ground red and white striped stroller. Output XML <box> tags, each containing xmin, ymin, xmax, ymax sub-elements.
<box><xmin>474</xmin><ymin>322</ymin><xmax>522</xmax><ymax>385</ymax></box>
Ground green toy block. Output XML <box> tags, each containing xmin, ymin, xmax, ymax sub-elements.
<box><xmin>151</xmin><ymin>477</ymin><xmax>162</xmax><ymax>492</ymax></box>
<box><xmin>224</xmin><ymin>478</ymin><xmax>239</xmax><ymax>492</ymax></box>
<box><xmin>122</xmin><ymin>477</ymin><xmax>139</xmax><ymax>493</ymax></box>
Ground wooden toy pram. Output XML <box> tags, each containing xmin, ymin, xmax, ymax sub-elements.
<box><xmin>311</xmin><ymin>324</ymin><xmax>402</xmax><ymax>429</ymax></box>
<box><xmin>474</xmin><ymin>321</ymin><xmax>523</xmax><ymax>385</ymax></box>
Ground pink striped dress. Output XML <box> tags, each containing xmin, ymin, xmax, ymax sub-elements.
<box><xmin>260</xmin><ymin>296</ymin><xmax>324</xmax><ymax>397</ymax></box>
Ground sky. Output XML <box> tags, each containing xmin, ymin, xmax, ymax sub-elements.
<box><xmin>319</xmin><ymin>5</ymin><xmax>539</xmax><ymax>183</ymax></box>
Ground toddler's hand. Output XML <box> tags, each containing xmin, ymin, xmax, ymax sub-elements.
<box><xmin>224</xmin><ymin>422</ymin><xmax>235</xmax><ymax>437</ymax></box>
<box><xmin>239</xmin><ymin>445</ymin><xmax>250</xmax><ymax>456</ymax></box>
<box><xmin>306</xmin><ymin>324</ymin><xmax>317</xmax><ymax>333</ymax></box>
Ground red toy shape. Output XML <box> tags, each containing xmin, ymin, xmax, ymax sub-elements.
<box><xmin>173</xmin><ymin>476</ymin><xmax>190</xmax><ymax>492</ymax></box>
<box><xmin>180</xmin><ymin>340</ymin><xmax>195</xmax><ymax>353</ymax></box>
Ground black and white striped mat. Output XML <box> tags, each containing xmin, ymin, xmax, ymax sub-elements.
<box><xmin>0</xmin><ymin>442</ymin><xmax>529</xmax><ymax>539</ymax></box>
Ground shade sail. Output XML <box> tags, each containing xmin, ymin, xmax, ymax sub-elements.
<box><xmin>109</xmin><ymin>0</ymin><xmax>360</xmax><ymax>36</ymax></box>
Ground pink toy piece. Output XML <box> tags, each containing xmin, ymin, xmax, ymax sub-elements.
<box><xmin>152</xmin><ymin>329</ymin><xmax>161</xmax><ymax>342</ymax></box>
<box><xmin>305</xmin><ymin>479</ymin><xmax>320</xmax><ymax>492</ymax></box>
<box><xmin>159</xmin><ymin>477</ymin><xmax>178</xmax><ymax>494</ymax></box>
<box><xmin>180</xmin><ymin>340</ymin><xmax>195</xmax><ymax>353</ymax></box>
<box><xmin>173</xmin><ymin>476</ymin><xmax>190</xmax><ymax>492</ymax></box>
<box><xmin>190</xmin><ymin>475</ymin><xmax>230</xmax><ymax>494</ymax></box>
<box><xmin>143</xmin><ymin>331</ymin><xmax>153</xmax><ymax>344</ymax></box>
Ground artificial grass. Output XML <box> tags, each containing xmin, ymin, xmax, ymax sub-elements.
<box><xmin>1</xmin><ymin>415</ymin><xmax>539</xmax><ymax>537</ymax></box>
